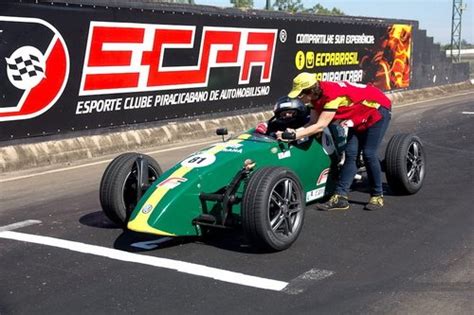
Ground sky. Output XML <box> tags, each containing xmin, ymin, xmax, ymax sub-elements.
<box><xmin>195</xmin><ymin>0</ymin><xmax>473</xmax><ymax>44</ymax></box>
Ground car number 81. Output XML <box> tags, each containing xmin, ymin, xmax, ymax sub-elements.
<box><xmin>181</xmin><ymin>153</ymin><xmax>216</xmax><ymax>168</ymax></box>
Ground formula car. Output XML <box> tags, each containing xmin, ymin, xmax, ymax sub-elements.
<box><xmin>100</xmin><ymin>101</ymin><xmax>426</xmax><ymax>251</ymax></box>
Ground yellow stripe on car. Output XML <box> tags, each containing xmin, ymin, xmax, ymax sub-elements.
<box><xmin>127</xmin><ymin>166</ymin><xmax>192</xmax><ymax>235</ymax></box>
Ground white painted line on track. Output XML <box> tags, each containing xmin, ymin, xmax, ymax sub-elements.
<box><xmin>0</xmin><ymin>231</ymin><xmax>288</xmax><ymax>292</ymax></box>
<box><xmin>462</xmin><ymin>111</ymin><xmax>474</xmax><ymax>115</ymax></box>
<box><xmin>0</xmin><ymin>220</ymin><xmax>42</xmax><ymax>232</ymax></box>
<box><xmin>0</xmin><ymin>139</ymin><xmax>218</xmax><ymax>183</ymax></box>
<box><xmin>283</xmin><ymin>268</ymin><xmax>335</xmax><ymax>295</ymax></box>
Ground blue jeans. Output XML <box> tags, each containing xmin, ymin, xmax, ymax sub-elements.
<box><xmin>335</xmin><ymin>107</ymin><xmax>391</xmax><ymax>197</ymax></box>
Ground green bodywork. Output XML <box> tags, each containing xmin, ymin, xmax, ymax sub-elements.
<box><xmin>127</xmin><ymin>129</ymin><xmax>337</xmax><ymax>237</ymax></box>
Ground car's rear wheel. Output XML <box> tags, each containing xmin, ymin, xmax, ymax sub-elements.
<box><xmin>385</xmin><ymin>134</ymin><xmax>426</xmax><ymax>195</ymax></box>
<box><xmin>100</xmin><ymin>153</ymin><xmax>162</xmax><ymax>227</ymax></box>
<box><xmin>242</xmin><ymin>167</ymin><xmax>305</xmax><ymax>251</ymax></box>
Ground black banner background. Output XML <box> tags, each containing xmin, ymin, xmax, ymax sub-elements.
<box><xmin>0</xmin><ymin>3</ymin><xmax>414</xmax><ymax>141</ymax></box>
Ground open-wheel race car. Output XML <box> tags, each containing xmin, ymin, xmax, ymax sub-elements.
<box><xmin>100</xmin><ymin>101</ymin><xmax>426</xmax><ymax>251</ymax></box>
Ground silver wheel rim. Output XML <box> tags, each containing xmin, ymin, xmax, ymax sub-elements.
<box><xmin>406</xmin><ymin>141</ymin><xmax>425</xmax><ymax>185</ymax></box>
<box><xmin>267</xmin><ymin>178</ymin><xmax>303</xmax><ymax>238</ymax></box>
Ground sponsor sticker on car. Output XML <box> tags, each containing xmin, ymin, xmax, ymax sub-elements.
<box><xmin>317</xmin><ymin>168</ymin><xmax>330</xmax><ymax>185</ymax></box>
<box><xmin>306</xmin><ymin>187</ymin><xmax>325</xmax><ymax>202</ymax></box>
<box><xmin>278</xmin><ymin>151</ymin><xmax>291</xmax><ymax>159</ymax></box>
<box><xmin>141</xmin><ymin>204</ymin><xmax>153</xmax><ymax>214</ymax></box>
<box><xmin>157</xmin><ymin>177</ymin><xmax>188</xmax><ymax>189</ymax></box>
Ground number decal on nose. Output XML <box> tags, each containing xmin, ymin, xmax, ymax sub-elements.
<box><xmin>181</xmin><ymin>153</ymin><xmax>216</xmax><ymax>168</ymax></box>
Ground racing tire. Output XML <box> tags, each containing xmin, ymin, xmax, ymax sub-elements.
<box><xmin>385</xmin><ymin>134</ymin><xmax>426</xmax><ymax>195</ymax></box>
<box><xmin>100</xmin><ymin>152</ymin><xmax>140</xmax><ymax>199</ymax></box>
<box><xmin>242</xmin><ymin>167</ymin><xmax>305</xmax><ymax>251</ymax></box>
<box><xmin>100</xmin><ymin>153</ymin><xmax>162</xmax><ymax>227</ymax></box>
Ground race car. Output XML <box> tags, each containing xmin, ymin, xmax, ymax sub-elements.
<box><xmin>99</xmin><ymin>99</ymin><xmax>426</xmax><ymax>251</ymax></box>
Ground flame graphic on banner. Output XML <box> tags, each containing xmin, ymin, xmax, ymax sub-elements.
<box><xmin>362</xmin><ymin>24</ymin><xmax>412</xmax><ymax>90</ymax></box>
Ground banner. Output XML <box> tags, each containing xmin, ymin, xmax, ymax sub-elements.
<box><xmin>293</xmin><ymin>24</ymin><xmax>413</xmax><ymax>90</ymax></box>
<box><xmin>0</xmin><ymin>3</ymin><xmax>413</xmax><ymax>141</ymax></box>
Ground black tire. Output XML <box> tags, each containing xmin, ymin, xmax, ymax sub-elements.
<box><xmin>242</xmin><ymin>167</ymin><xmax>305</xmax><ymax>251</ymax></box>
<box><xmin>385</xmin><ymin>134</ymin><xmax>426</xmax><ymax>195</ymax></box>
<box><xmin>99</xmin><ymin>153</ymin><xmax>162</xmax><ymax>227</ymax></box>
<box><xmin>99</xmin><ymin>152</ymin><xmax>139</xmax><ymax>202</ymax></box>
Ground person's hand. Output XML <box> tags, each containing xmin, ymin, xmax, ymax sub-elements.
<box><xmin>276</xmin><ymin>128</ymin><xmax>296</xmax><ymax>141</ymax></box>
<box><xmin>275</xmin><ymin>131</ymin><xmax>283</xmax><ymax>140</ymax></box>
<box><xmin>255</xmin><ymin>122</ymin><xmax>268</xmax><ymax>134</ymax></box>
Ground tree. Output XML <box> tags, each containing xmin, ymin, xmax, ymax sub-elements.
<box><xmin>273</xmin><ymin>1</ymin><xmax>344</xmax><ymax>15</ymax></box>
<box><xmin>442</xmin><ymin>39</ymin><xmax>474</xmax><ymax>50</ymax></box>
<box><xmin>273</xmin><ymin>0</ymin><xmax>304</xmax><ymax>13</ymax></box>
<box><xmin>308</xmin><ymin>3</ymin><xmax>345</xmax><ymax>15</ymax></box>
<box><xmin>460</xmin><ymin>39</ymin><xmax>474</xmax><ymax>48</ymax></box>
<box><xmin>231</xmin><ymin>0</ymin><xmax>253</xmax><ymax>9</ymax></box>
<box><xmin>329</xmin><ymin>7</ymin><xmax>345</xmax><ymax>16</ymax></box>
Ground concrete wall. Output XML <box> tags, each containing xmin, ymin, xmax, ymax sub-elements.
<box><xmin>411</xmin><ymin>29</ymin><xmax>470</xmax><ymax>88</ymax></box>
<box><xmin>1</xmin><ymin>80</ymin><xmax>473</xmax><ymax>173</ymax></box>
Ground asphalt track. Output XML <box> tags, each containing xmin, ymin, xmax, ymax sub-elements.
<box><xmin>1</xmin><ymin>92</ymin><xmax>473</xmax><ymax>314</ymax></box>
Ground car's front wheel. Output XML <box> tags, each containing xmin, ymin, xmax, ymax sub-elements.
<box><xmin>99</xmin><ymin>153</ymin><xmax>162</xmax><ymax>227</ymax></box>
<box><xmin>242</xmin><ymin>167</ymin><xmax>305</xmax><ymax>251</ymax></box>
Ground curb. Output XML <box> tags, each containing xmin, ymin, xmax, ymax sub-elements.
<box><xmin>1</xmin><ymin>81</ymin><xmax>473</xmax><ymax>173</ymax></box>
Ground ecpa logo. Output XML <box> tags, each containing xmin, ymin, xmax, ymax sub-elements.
<box><xmin>79</xmin><ymin>22</ymin><xmax>277</xmax><ymax>96</ymax></box>
<box><xmin>0</xmin><ymin>16</ymin><xmax>69</xmax><ymax>122</ymax></box>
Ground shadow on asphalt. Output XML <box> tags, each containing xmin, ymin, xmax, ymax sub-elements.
<box><xmin>78</xmin><ymin>211</ymin><xmax>265</xmax><ymax>253</ymax></box>
<box><xmin>113</xmin><ymin>231</ymin><xmax>195</xmax><ymax>252</ymax></box>
<box><xmin>79</xmin><ymin>211</ymin><xmax>120</xmax><ymax>229</ymax></box>
<box><xmin>111</xmin><ymin>229</ymin><xmax>265</xmax><ymax>254</ymax></box>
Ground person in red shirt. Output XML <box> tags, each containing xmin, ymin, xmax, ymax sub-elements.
<box><xmin>277</xmin><ymin>72</ymin><xmax>392</xmax><ymax>211</ymax></box>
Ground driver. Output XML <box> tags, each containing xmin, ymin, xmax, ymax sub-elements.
<box><xmin>255</xmin><ymin>96</ymin><xmax>309</xmax><ymax>137</ymax></box>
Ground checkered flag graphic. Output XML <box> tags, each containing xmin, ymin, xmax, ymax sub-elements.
<box><xmin>6</xmin><ymin>54</ymin><xmax>45</xmax><ymax>81</ymax></box>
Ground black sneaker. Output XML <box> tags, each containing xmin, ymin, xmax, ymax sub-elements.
<box><xmin>365</xmin><ymin>195</ymin><xmax>384</xmax><ymax>211</ymax></box>
<box><xmin>317</xmin><ymin>194</ymin><xmax>350</xmax><ymax>211</ymax></box>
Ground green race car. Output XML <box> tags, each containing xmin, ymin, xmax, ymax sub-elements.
<box><xmin>100</xmin><ymin>100</ymin><xmax>426</xmax><ymax>251</ymax></box>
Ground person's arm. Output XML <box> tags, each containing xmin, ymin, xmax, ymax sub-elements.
<box><xmin>276</xmin><ymin>96</ymin><xmax>346</xmax><ymax>140</ymax></box>
<box><xmin>293</xmin><ymin>96</ymin><xmax>350</xmax><ymax>138</ymax></box>
<box><xmin>304</xmin><ymin>108</ymin><xmax>318</xmax><ymax>127</ymax></box>
<box><xmin>294</xmin><ymin>110</ymin><xmax>336</xmax><ymax>139</ymax></box>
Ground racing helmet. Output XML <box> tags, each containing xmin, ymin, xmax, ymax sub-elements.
<box><xmin>273</xmin><ymin>96</ymin><xmax>308</xmax><ymax>129</ymax></box>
